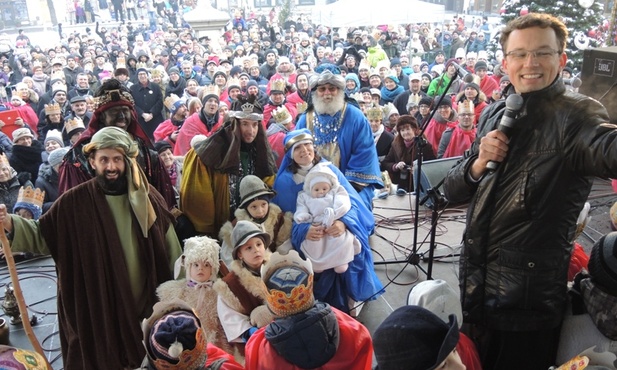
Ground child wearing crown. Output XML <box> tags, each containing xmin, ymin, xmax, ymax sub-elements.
<box><xmin>156</xmin><ymin>236</ymin><xmax>234</xmax><ymax>356</ymax></box>
<box><xmin>265</xmin><ymin>106</ymin><xmax>295</xmax><ymax>168</ymax></box>
<box><xmin>219</xmin><ymin>175</ymin><xmax>292</xmax><ymax>268</ymax></box>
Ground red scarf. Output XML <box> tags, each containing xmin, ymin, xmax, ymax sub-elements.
<box><xmin>443</xmin><ymin>126</ymin><xmax>476</xmax><ymax>158</ymax></box>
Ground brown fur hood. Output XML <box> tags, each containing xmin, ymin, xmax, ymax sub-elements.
<box><xmin>213</xmin><ymin>258</ymin><xmax>270</xmax><ymax>314</ymax></box>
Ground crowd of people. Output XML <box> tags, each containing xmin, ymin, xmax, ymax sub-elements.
<box><xmin>0</xmin><ymin>8</ymin><xmax>614</xmax><ymax>370</ymax></box>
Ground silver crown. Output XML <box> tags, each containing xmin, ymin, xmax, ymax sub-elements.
<box><xmin>241</xmin><ymin>102</ymin><xmax>255</xmax><ymax>114</ymax></box>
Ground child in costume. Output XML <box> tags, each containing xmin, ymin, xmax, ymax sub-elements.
<box><xmin>156</xmin><ymin>236</ymin><xmax>232</xmax><ymax>355</ymax></box>
<box><xmin>294</xmin><ymin>163</ymin><xmax>360</xmax><ymax>273</ymax></box>
<box><xmin>219</xmin><ymin>175</ymin><xmax>292</xmax><ymax>267</ymax></box>
<box><xmin>214</xmin><ymin>221</ymin><xmax>273</xmax><ymax>360</ymax></box>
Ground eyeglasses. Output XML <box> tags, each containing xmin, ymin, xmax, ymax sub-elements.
<box><xmin>505</xmin><ymin>49</ymin><xmax>560</xmax><ymax>61</ymax></box>
<box><xmin>317</xmin><ymin>86</ymin><xmax>338</xmax><ymax>93</ymax></box>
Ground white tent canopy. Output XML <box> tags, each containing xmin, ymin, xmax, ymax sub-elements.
<box><xmin>311</xmin><ymin>0</ymin><xmax>446</xmax><ymax>28</ymax></box>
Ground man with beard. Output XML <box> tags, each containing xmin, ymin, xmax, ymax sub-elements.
<box><xmin>130</xmin><ymin>68</ymin><xmax>165</xmax><ymax>142</ymax></box>
<box><xmin>174</xmin><ymin>85</ymin><xmax>223</xmax><ymax>155</ymax></box>
<box><xmin>58</xmin><ymin>78</ymin><xmax>176</xmax><ymax>209</ymax></box>
<box><xmin>296</xmin><ymin>65</ymin><xmax>382</xmax><ymax>209</ymax></box>
<box><xmin>0</xmin><ymin>126</ymin><xmax>182</xmax><ymax>369</ymax></box>
<box><xmin>153</xmin><ymin>94</ymin><xmax>188</xmax><ymax>153</ymax></box>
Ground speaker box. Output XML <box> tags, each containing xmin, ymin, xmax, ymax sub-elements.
<box><xmin>579</xmin><ymin>46</ymin><xmax>617</xmax><ymax>124</ymax></box>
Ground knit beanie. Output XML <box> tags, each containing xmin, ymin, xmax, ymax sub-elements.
<box><xmin>44</xmin><ymin>129</ymin><xmax>64</xmax><ymax>148</ymax></box>
<box><xmin>142</xmin><ymin>300</ymin><xmax>208</xmax><ymax>369</ymax></box>
<box><xmin>465</xmin><ymin>82</ymin><xmax>480</xmax><ymax>94</ymax></box>
<box><xmin>153</xmin><ymin>141</ymin><xmax>172</xmax><ymax>154</ymax></box>
<box><xmin>48</xmin><ymin>147</ymin><xmax>69</xmax><ymax>168</ymax></box>
<box><xmin>169</xmin><ymin>67</ymin><xmax>180</xmax><ymax>76</ymax></box>
<box><xmin>436</xmin><ymin>95</ymin><xmax>452</xmax><ymax>108</ymax></box>
<box><xmin>419</xmin><ymin>96</ymin><xmax>433</xmax><ymax>107</ymax></box>
<box><xmin>374</xmin><ymin>305</ymin><xmax>459</xmax><ymax>370</ymax></box>
<box><xmin>474</xmin><ymin>61</ymin><xmax>488</xmax><ymax>71</ymax></box>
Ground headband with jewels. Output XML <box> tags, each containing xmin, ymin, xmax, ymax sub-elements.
<box><xmin>0</xmin><ymin>153</ymin><xmax>9</xmax><ymax>167</ymax></box>
<box><xmin>44</xmin><ymin>103</ymin><xmax>62</xmax><ymax>116</ymax></box>
<box><xmin>260</xmin><ymin>250</ymin><xmax>315</xmax><ymax>317</ymax></box>
<box><xmin>272</xmin><ymin>106</ymin><xmax>292</xmax><ymax>125</ymax></box>
<box><xmin>94</xmin><ymin>89</ymin><xmax>135</xmax><ymax>110</ymax></box>
<box><xmin>16</xmin><ymin>186</ymin><xmax>45</xmax><ymax>210</ymax></box>
<box><xmin>164</xmin><ymin>94</ymin><xmax>182</xmax><ymax>111</ymax></box>
<box><xmin>295</xmin><ymin>101</ymin><xmax>308</xmax><ymax>114</ymax></box>
<box><xmin>64</xmin><ymin>116</ymin><xmax>86</xmax><ymax>134</ymax></box>
<box><xmin>228</xmin><ymin>95</ymin><xmax>263</xmax><ymax>121</ymax></box>
<box><xmin>366</xmin><ymin>105</ymin><xmax>384</xmax><ymax>121</ymax></box>
<box><xmin>270</xmin><ymin>78</ymin><xmax>286</xmax><ymax>94</ymax></box>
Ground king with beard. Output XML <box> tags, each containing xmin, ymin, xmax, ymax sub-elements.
<box><xmin>58</xmin><ymin>78</ymin><xmax>176</xmax><ymax>209</ymax></box>
<box><xmin>0</xmin><ymin>126</ymin><xmax>182</xmax><ymax>369</ymax></box>
<box><xmin>296</xmin><ymin>64</ymin><xmax>383</xmax><ymax>208</ymax></box>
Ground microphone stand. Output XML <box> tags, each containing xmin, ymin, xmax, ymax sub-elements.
<box><xmin>374</xmin><ymin>69</ymin><xmax>459</xmax><ymax>280</ymax></box>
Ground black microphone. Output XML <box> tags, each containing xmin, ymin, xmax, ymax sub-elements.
<box><xmin>486</xmin><ymin>93</ymin><xmax>524</xmax><ymax>172</ymax></box>
<box><xmin>563</xmin><ymin>77</ymin><xmax>582</xmax><ymax>88</ymax></box>
<box><xmin>449</xmin><ymin>61</ymin><xmax>474</xmax><ymax>83</ymax></box>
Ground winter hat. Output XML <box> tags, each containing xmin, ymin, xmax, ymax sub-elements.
<box><xmin>436</xmin><ymin>95</ymin><xmax>452</xmax><ymax>108</ymax></box>
<box><xmin>0</xmin><ymin>345</ymin><xmax>47</xmax><ymax>369</ymax></box>
<box><xmin>12</xmin><ymin>128</ymin><xmax>33</xmax><ymax>144</ymax></box>
<box><xmin>454</xmin><ymin>48</ymin><xmax>466</xmax><ymax>59</ymax></box>
<box><xmin>48</xmin><ymin>147</ymin><xmax>69</xmax><ymax>168</ymax></box>
<box><xmin>445</xmin><ymin>58</ymin><xmax>458</xmax><ymax>69</ymax></box>
<box><xmin>229</xmin><ymin>65</ymin><xmax>242</xmax><ymax>77</ymax></box>
<box><xmin>500</xmin><ymin>75</ymin><xmax>510</xmax><ymax>84</ymax></box>
<box><xmin>212</xmin><ymin>70</ymin><xmax>227</xmax><ymax>82</ymax></box>
<box><xmin>246</xmin><ymin>80</ymin><xmax>259</xmax><ymax>89</ymax></box>
<box><xmin>465</xmin><ymin>82</ymin><xmax>480</xmax><ymax>94</ymax></box>
<box><xmin>419</xmin><ymin>96</ymin><xmax>433</xmax><ymax>107</ymax></box>
<box><xmin>261</xmin><ymin>250</ymin><xmax>315</xmax><ymax>317</ymax></box>
<box><xmin>13</xmin><ymin>186</ymin><xmax>45</xmax><ymax>220</ymax></box>
<box><xmin>474</xmin><ymin>61</ymin><xmax>488</xmax><ymax>71</ymax></box>
<box><xmin>44</xmin><ymin>129</ymin><xmax>64</xmax><ymax>148</ymax></box>
<box><xmin>421</xmin><ymin>72</ymin><xmax>432</xmax><ymax>82</ymax></box>
<box><xmin>588</xmin><ymin>232</ymin><xmax>617</xmax><ymax>296</ymax></box>
<box><xmin>164</xmin><ymin>94</ymin><xmax>185</xmax><ymax>116</ymax></box>
<box><xmin>153</xmin><ymin>141</ymin><xmax>172</xmax><ymax>154</ymax></box>
<box><xmin>370</xmin><ymin>88</ymin><xmax>381</xmax><ymax>98</ymax></box>
<box><xmin>52</xmin><ymin>84</ymin><xmax>67</xmax><ymax>97</ymax></box>
<box><xmin>168</xmin><ymin>67</ymin><xmax>180</xmax><ymax>76</ymax></box>
<box><xmin>231</xmin><ymin>220</ymin><xmax>271</xmax><ymax>260</ymax></box>
<box><xmin>390</xmin><ymin>58</ymin><xmax>401</xmax><ymax>68</ymax></box>
<box><xmin>142</xmin><ymin>300</ymin><xmax>208</xmax><ymax>369</ymax></box>
<box><xmin>384</xmin><ymin>74</ymin><xmax>400</xmax><ymax>85</ymax></box>
<box><xmin>181</xmin><ymin>236</ymin><xmax>221</xmax><ymax>281</ymax></box>
<box><xmin>409</xmin><ymin>73</ymin><xmax>422</xmax><ymax>81</ymax></box>
<box><xmin>309</xmin><ymin>66</ymin><xmax>345</xmax><ymax>91</ymax></box>
<box><xmin>239</xmin><ymin>175</ymin><xmax>275</xmax><ymax>208</ymax></box>
<box><xmin>303</xmin><ymin>163</ymin><xmax>338</xmax><ymax>193</ymax></box>
<box><xmin>407</xmin><ymin>279</ymin><xmax>463</xmax><ymax>329</ymax></box>
<box><xmin>373</xmin><ymin>305</ymin><xmax>459</xmax><ymax>370</ymax></box>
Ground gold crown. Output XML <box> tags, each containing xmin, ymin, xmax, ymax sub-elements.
<box><xmin>295</xmin><ymin>102</ymin><xmax>308</xmax><ymax>114</ymax></box>
<box><xmin>272</xmin><ymin>106</ymin><xmax>292</xmax><ymax>125</ymax></box>
<box><xmin>94</xmin><ymin>89</ymin><xmax>135</xmax><ymax>110</ymax></box>
<box><xmin>17</xmin><ymin>186</ymin><xmax>45</xmax><ymax>209</ymax></box>
<box><xmin>270</xmin><ymin>78</ymin><xmax>286</xmax><ymax>93</ymax></box>
<box><xmin>366</xmin><ymin>105</ymin><xmax>384</xmax><ymax>121</ymax></box>
<box><xmin>350</xmin><ymin>92</ymin><xmax>364</xmax><ymax>103</ymax></box>
<box><xmin>44</xmin><ymin>103</ymin><xmax>62</xmax><ymax>115</ymax></box>
<box><xmin>227</xmin><ymin>77</ymin><xmax>241</xmax><ymax>90</ymax></box>
<box><xmin>136</xmin><ymin>61</ymin><xmax>148</xmax><ymax>70</ymax></box>
<box><xmin>164</xmin><ymin>94</ymin><xmax>181</xmax><ymax>110</ymax></box>
<box><xmin>115</xmin><ymin>56</ymin><xmax>126</xmax><ymax>69</ymax></box>
<box><xmin>64</xmin><ymin>116</ymin><xmax>85</xmax><ymax>133</ymax></box>
<box><xmin>198</xmin><ymin>85</ymin><xmax>220</xmax><ymax>102</ymax></box>
<box><xmin>459</xmin><ymin>100</ymin><xmax>475</xmax><ymax>115</ymax></box>
<box><xmin>261</xmin><ymin>251</ymin><xmax>315</xmax><ymax>317</ymax></box>
<box><xmin>0</xmin><ymin>153</ymin><xmax>9</xmax><ymax>167</ymax></box>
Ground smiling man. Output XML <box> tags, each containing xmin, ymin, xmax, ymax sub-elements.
<box><xmin>443</xmin><ymin>13</ymin><xmax>617</xmax><ymax>370</ymax></box>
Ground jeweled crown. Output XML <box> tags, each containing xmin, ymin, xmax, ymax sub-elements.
<box><xmin>366</xmin><ymin>105</ymin><xmax>383</xmax><ymax>121</ymax></box>
<box><xmin>270</xmin><ymin>78</ymin><xmax>286</xmax><ymax>93</ymax></box>
<box><xmin>272</xmin><ymin>106</ymin><xmax>292</xmax><ymax>125</ymax></box>
<box><xmin>295</xmin><ymin>102</ymin><xmax>308</xmax><ymax>114</ymax></box>
<box><xmin>94</xmin><ymin>89</ymin><xmax>135</xmax><ymax>110</ymax></box>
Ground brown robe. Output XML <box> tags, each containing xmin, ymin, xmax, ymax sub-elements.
<box><xmin>33</xmin><ymin>179</ymin><xmax>175</xmax><ymax>369</ymax></box>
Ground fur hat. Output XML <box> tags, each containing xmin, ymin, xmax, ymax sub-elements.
<box><xmin>12</xmin><ymin>128</ymin><xmax>33</xmax><ymax>144</ymax></box>
<box><xmin>181</xmin><ymin>236</ymin><xmax>221</xmax><ymax>281</ymax></box>
<box><xmin>48</xmin><ymin>147</ymin><xmax>69</xmax><ymax>168</ymax></box>
<box><xmin>303</xmin><ymin>163</ymin><xmax>338</xmax><ymax>193</ymax></box>
<box><xmin>231</xmin><ymin>220</ymin><xmax>271</xmax><ymax>260</ymax></box>
<box><xmin>374</xmin><ymin>305</ymin><xmax>459</xmax><ymax>370</ymax></box>
<box><xmin>142</xmin><ymin>300</ymin><xmax>208</xmax><ymax>369</ymax></box>
<box><xmin>239</xmin><ymin>175</ymin><xmax>276</xmax><ymax>208</ymax></box>
<box><xmin>261</xmin><ymin>250</ymin><xmax>315</xmax><ymax>317</ymax></box>
<box><xmin>44</xmin><ymin>129</ymin><xmax>64</xmax><ymax>148</ymax></box>
<box><xmin>407</xmin><ymin>279</ymin><xmax>463</xmax><ymax>329</ymax></box>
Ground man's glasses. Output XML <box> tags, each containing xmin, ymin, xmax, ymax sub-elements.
<box><xmin>317</xmin><ymin>86</ymin><xmax>338</xmax><ymax>93</ymax></box>
<box><xmin>506</xmin><ymin>49</ymin><xmax>560</xmax><ymax>61</ymax></box>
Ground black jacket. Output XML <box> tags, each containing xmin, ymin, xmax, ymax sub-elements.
<box><xmin>443</xmin><ymin>78</ymin><xmax>616</xmax><ymax>331</ymax></box>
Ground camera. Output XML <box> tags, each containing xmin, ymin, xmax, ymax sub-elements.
<box><xmin>399</xmin><ymin>165</ymin><xmax>412</xmax><ymax>180</ymax></box>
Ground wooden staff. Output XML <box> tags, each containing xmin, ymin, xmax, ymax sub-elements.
<box><xmin>0</xmin><ymin>230</ymin><xmax>52</xmax><ymax>369</ymax></box>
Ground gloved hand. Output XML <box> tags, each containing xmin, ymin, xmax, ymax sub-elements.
<box><xmin>250</xmin><ymin>305</ymin><xmax>274</xmax><ymax>328</ymax></box>
<box><xmin>241</xmin><ymin>326</ymin><xmax>258</xmax><ymax>342</ymax></box>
